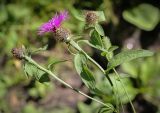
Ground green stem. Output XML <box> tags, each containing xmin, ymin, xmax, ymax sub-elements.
<box><xmin>24</xmin><ymin>55</ymin><xmax>113</xmax><ymax>109</ymax></box>
<box><xmin>113</xmin><ymin>75</ymin><xmax>120</xmax><ymax>113</ymax></box>
<box><xmin>68</xmin><ymin>40</ymin><xmax>113</xmax><ymax>86</ymax></box>
<box><xmin>114</xmin><ymin>75</ymin><xmax>125</xmax><ymax>113</ymax></box>
<box><xmin>113</xmin><ymin>68</ymin><xmax>136</xmax><ymax>113</ymax></box>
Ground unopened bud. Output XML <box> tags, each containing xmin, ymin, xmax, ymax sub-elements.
<box><xmin>85</xmin><ymin>11</ymin><xmax>98</xmax><ymax>25</ymax></box>
<box><xmin>11</xmin><ymin>47</ymin><xmax>24</xmax><ymax>60</ymax></box>
<box><xmin>53</xmin><ymin>27</ymin><xmax>70</xmax><ymax>42</ymax></box>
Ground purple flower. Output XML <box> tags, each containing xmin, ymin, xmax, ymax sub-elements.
<box><xmin>38</xmin><ymin>11</ymin><xmax>68</xmax><ymax>35</ymax></box>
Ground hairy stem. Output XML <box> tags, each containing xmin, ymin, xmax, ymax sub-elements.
<box><xmin>68</xmin><ymin>40</ymin><xmax>113</xmax><ymax>86</ymax></box>
<box><xmin>113</xmin><ymin>68</ymin><xmax>136</xmax><ymax>113</ymax></box>
<box><xmin>24</xmin><ymin>55</ymin><xmax>113</xmax><ymax>109</ymax></box>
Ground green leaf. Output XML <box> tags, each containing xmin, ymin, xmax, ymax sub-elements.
<box><xmin>102</xmin><ymin>36</ymin><xmax>112</xmax><ymax>50</ymax></box>
<box><xmin>78</xmin><ymin>40</ymin><xmax>107</xmax><ymax>52</ymax></box>
<box><xmin>107</xmin><ymin>50</ymin><xmax>154</xmax><ymax>72</ymax></box>
<box><xmin>81</xmin><ymin>65</ymin><xmax>96</xmax><ymax>89</ymax></box>
<box><xmin>78</xmin><ymin>102</ymin><xmax>93</xmax><ymax>113</ymax></box>
<box><xmin>110</xmin><ymin>74</ymin><xmax>138</xmax><ymax>104</ymax></box>
<box><xmin>74</xmin><ymin>53</ymin><xmax>96</xmax><ymax>89</ymax></box>
<box><xmin>98</xmin><ymin>105</ymin><xmax>115</xmax><ymax>113</ymax></box>
<box><xmin>108</xmin><ymin>46</ymin><xmax>118</xmax><ymax>52</ymax></box>
<box><xmin>140</xmin><ymin>55</ymin><xmax>160</xmax><ymax>85</ymax></box>
<box><xmin>23</xmin><ymin>62</ymin><xmax>36</xmax><ymax>77</ymax></box>
<box><xmin>74</xmin><ymin>52</ymin><xmax>87</xmax><ymax>74</ymax></box>
<box><xmin>90</xmin><ymin>30</ymin><xmax>103</xmax><ymax>48</ymax></box>
<box><xmin>38</xmin><ymin>73</ymin><xmax>50</xmax><ymax>83</ymax></box>
<box><xmin>121</xmin><ymin>61</ymin><xmax>139</xmax><ymax>78</ymax></box>
<box><xmin>123</xmin><ymin>3</ymin><xmax>160</xmax><ymax>31</ymax></box>
<box><xmin>95</xmin><ymin>24</ymin><xmax>105</xmax><ymax>36</ymax></box>
<box><xmin>95</xmin><ymin>11</ymin><xmax>106</xmax><ymax>22</ymax></box>
<box><xmin>23</xmin><ymin>62</ymin><xmax>50</xmax><ymax>83</ymax></box>
<box><xmin>78</xmin><ymin>102</ymin><xmax>99</xmax><ymax>113</ymax></box>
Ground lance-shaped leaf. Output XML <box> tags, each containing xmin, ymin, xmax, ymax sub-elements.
<box><xmin>95</xmin><ymin>24</ymin><xmax>105</xmax><ymax>36</ymax></box>
<box><xmin>98</xmin><ymin>105</ymin><xmax>115</xmax><ymax>113</ymax></box>
<box><xmin>102</xmin><ymin>36</ymin><xmax>112</xmax><ymax>50</ymax></box>
<box><xmin>23</xmin><ymin>61</ymin><xmax>50</xmax><ymax>83</ymax></box>
<box><xmin>107</xmin><ymin>49</ymin><xmax>153</xmax><ymax>72</ymax></box>
<box><xmin>90</xmin><ymin>30</ymin><xmax>103</xmax><ymax>48</ymax></box>
<box><xmin>74</xmin><ymin>52</ymin><xmax>96</xmax><ymax>89</ymax></box>
<box><xmin>95</xmin><ymin>11</ymin><xmax>106</xmax><ymax>22</ymax></box>
<box><xmin>78</xmin><ymin>40</ymin><xmax>107</xmax><ymax>52</ymax></box>
<box><xmin>81</xmin><ymin>65</ymin><xmax>96</xmax><ymax>89</ymax></box>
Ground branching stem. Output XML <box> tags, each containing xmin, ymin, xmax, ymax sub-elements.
<box><xmin>68</xmin><ymin>40</ymin><xmax>113</xmax><ymax>86</ymax></box>
<box><xmin>24</xmin><ymin>55</ymin><xmax>114</xmax><ymax>110</ymax></box>
<box><xmin>113</xmin><ymin>68</ymin><xmax>136</xmax><ymax>113</ymax></box>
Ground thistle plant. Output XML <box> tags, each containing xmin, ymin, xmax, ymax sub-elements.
<box><xmin>11</xmin><ymin>10</ymin><xmax>153</xmax><ymax>113</ymax></box>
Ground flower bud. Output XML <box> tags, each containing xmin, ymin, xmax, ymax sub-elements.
<box><xmin>53</xmin><ymin>27</ymin><xmax>70</xmax><ymax>42</ymax></box>
<box><xmin>85</xmin><ymin>11</ymin><xmax>98</xmax><ymax>25</ymax></box>
<box><xmin>11</xmin><ymin>47</ymin><xmax>24</xmax><ymax>60</ymax></box>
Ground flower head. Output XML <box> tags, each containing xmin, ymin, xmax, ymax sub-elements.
<box><xmin>11</xmin><ymin>47</ymin><xmax>25</xmax><ymax>60</ymax></box>
<box><xmin>53</xmin><ymin>27</ymin><xmax>70</xmax><ymax>42</ymax></box>
<box><xmin>38</xmin><ymin>11</ymin><xmax>68</xmax><ymax>35</ymax></box>
<box><xmin>85</xmin><ymin>11</ymin><xmax>98</xmax><ymax>25</ymax></box>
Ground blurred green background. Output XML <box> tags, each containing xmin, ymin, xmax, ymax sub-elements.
<box><xmin>0</xmin><ymin>0</ymin><xmax>159</xmax><ymax>113</ymax></box>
